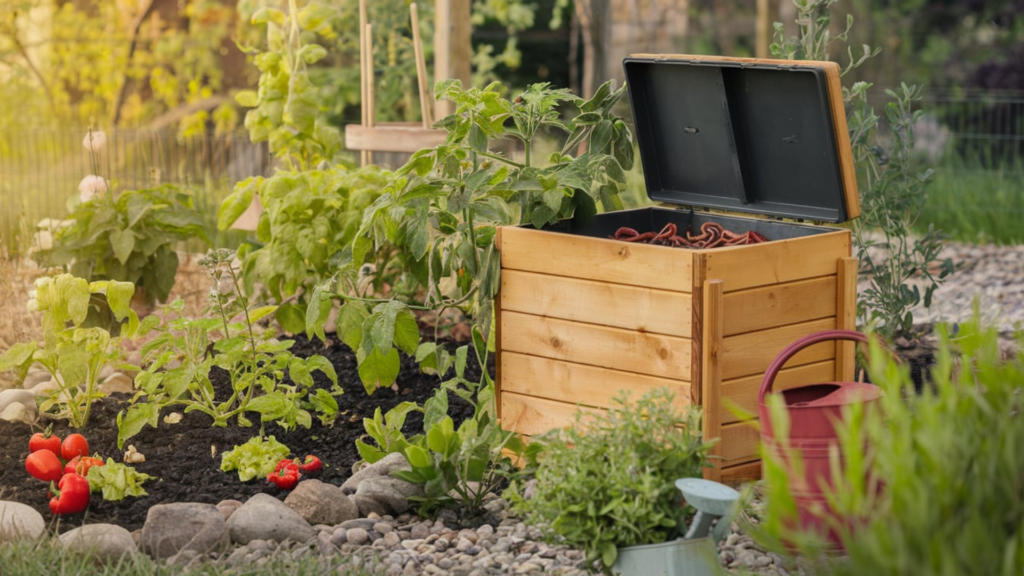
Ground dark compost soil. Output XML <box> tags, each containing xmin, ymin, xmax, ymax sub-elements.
<box><xmin>0</xmin><ymin>335</ymin><xmax>480</xmax><ymax>533</ymax></box>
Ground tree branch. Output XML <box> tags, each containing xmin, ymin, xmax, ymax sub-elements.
<box><xmin>111</xmin><ymin>0</ymin><xmax>158</xmax><ymax>127</ymax></box>
<box><xmin>5</xmin><ymin>13</ymin><xmax>57</xmax><ymax>118</ymax></box>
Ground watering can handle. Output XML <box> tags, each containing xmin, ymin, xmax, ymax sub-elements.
<box><xmin>758</xmin><ymin>330</ymin><xmax>871</xmax><ymax>405</ymax></box>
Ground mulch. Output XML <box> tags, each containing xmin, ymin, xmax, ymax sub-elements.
<box><xmin>0</xmin><ymin>334</ymin><xmax>479</xmax><ymax>533</ymax></box>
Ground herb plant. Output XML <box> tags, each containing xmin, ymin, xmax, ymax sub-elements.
<box><xmin>220</xmin><ymin>435</ymin><xmax>293</xmax><ymax>483</ymax></box>
<box><xmin>772</xmin><ymin>0</ymin><xmax>954</xmax><ymax>341</ymax></box>
<box><xmin>115</xmin><ymin>249</ymin><xmax>340</xmax><ymax>449</ymax></box>
<box><xmin>85</xmin><ymin>459</ymin><xmax>155</xmax><ymax>501</ymax></box>
<box><xmin>32</xmin><ymin>185</ymin><xmax>208</xmax><ymax>311</ymax></box>
<box><xmin>0</xmin><ymin>275</ymin><xmax>139</xmax><ymax>428</ymax></box>
<box><xmin>751</xmin><ymin>316</ymin><xmax>1024</xmax><ymax>574</ymax></box>
<box><xmin>512</xmin><ymin>388</ymin><xmax>713</xmax><ymax>572</ymax></box>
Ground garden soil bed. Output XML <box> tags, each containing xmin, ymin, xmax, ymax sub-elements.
<box><xmin>0</xmin><ymin>334</ymin><xmax>479</xmax><ymax>533</ymax></box>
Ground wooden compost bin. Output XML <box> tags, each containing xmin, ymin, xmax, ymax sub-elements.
<box><xmin>494</xmin><ymin>55</ymin><xmax>861</xmax><ymax>483</ymax></box>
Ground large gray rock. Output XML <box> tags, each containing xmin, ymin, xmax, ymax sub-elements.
<box><xmin>21</xmin><ymin>368</ymin><xmax>51</xmax><ymax>390</ymax></box>
<box><xmin>354</xmin><ymin>477</ymin><xmax>409</xmax><ymax>515</ymax></box>
<box><xmin>0</xmin><ymin>389</ymin><xmax>34</xmax><ymax>413</ymax></box>
<box><xmin>227</xmin><ymin>493</ymin><xmax>316</xmax><ymax>545</ymax></box>
<box><xmin>139</xmin><ymin>502</ymin><xmax>230</xmax><ymax>560</ymax></box>
<box><xmin>284</xmin><ymin>479</ymin><xmax>359</xmax><ymax>526</ymax></box>
<box><xmin>373</xmin><ymin>476</ymin><xmax>426</xmax><ymax>500</ymax></box>
<box><xmin>0</xmin><ymin>402</ymin><xmax>36</xmax><ymax>424</ymax></box>
<box><xmin>58</xmin><ymin>524</ymin><xmax>137</xmax><ymax>563</ymax></box>
<box><xmin>340</xmin><ymin>452</ymin><xmax>410</xmax><ymax>494</ymax></box>
<box><xmin>0</xmin><ymin>501</ymin><xmax>45</xmax><ymax>542</ymax></box>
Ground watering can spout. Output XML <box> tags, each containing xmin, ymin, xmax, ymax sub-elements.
<box><xmin>675</xmin><ymin>478</ymin><xmax>739</xmax><ymax>543</ymax></box>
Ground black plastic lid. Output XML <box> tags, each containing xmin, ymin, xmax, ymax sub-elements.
<box><xmin>623</xmin><ymin>56</ymin><xmax>856</xmax><ymax>223</ymax></box>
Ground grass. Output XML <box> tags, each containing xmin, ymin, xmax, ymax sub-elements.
<box><xmin>0</xmin><ymin>538</ymin><xmax>377</xmax><ymax>576</ymax></box>
<box><xmin>916</xmin><ymin>155</ymin><xmax>1024</xmax><ymax>245</ymax></box>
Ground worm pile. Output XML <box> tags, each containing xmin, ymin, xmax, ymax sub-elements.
<box><xmin>611</xmin><ymin>221</ymin><xmax>769</xmax><ymax>249</ymax></box>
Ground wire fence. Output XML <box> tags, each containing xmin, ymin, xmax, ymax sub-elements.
<box><xmin>0</xmin><ymin>128</ymin><xmax>270</xmax><ymax>250</ymax></box>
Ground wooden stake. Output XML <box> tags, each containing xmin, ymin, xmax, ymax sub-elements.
<box><xmin>410</xmin><ymin>3</ymin><xmax>433</xmax><ymax>128</ymax></box>
<box><xmin>366</xmin><ymin>24</ymin><xmax>375</xmax><ymax>129</ymax></box>
<box><xmin>359</xmin><ymin>0</ymin><xmax>368</xmax><ymax>127</ymax></box>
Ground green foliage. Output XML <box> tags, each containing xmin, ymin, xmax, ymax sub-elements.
<box><xmin>393</xmin><ymin>410</ymin><xmax>528</xmax><ymax>521</ymax></box>
<box><xmin>308</xmin><ymin>80</ymin><xmax>634</xmax><ymax>394</ymax></box>
<box><xmin>32</xmin><ymin>185</ymin><xmax>208</xmax><ymax>309</ymax></box>
<box><xmin>0</xmin><ymin>275</ymin><xmax>139</xmax><ymax>428</ymax></box>
<box><xmin>234</xmin><ymin>0</ymin><xmax>344</xmax><ymax>170</ymax></box>
<box><xmin>750</xmin><ymin>317</ymin><xmax>1024</xmax><ymax>574</ymax></box>
<box><xmin>218</xmin><ymin>165</ymin><xmax>392</xmax><ymax>331</ymax></box>
<box><xmin>355</xmin><ymin>402</ymin><xmax>424</xmax><ymax>464</ymax></box>
<box><xmin>219</xmin><ymin>435</ymin><xmax>293</xmax><ymax>482</ymax></box>
<box><xmin>85</xmin><ymin>458</ymin><xmax>155</xmax><ymax>501</ymax></box>
<box><xmin>772</xmin><ymin>0</ymin><xmax>953</xmax><ymax>341</ymax></box>
<box><xmin>512</xmin><ymin>389</ymin><xmax>713</xmax><ymax>572</ymax></box>
<box><xmin>115</xmin><ymin>249</ymin><xmax>340</xmax><ymax>449</ymax></box>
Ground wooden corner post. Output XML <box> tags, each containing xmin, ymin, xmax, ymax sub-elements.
<box><xmin>494</xmin><ymin>226</ymin><xmax>504</xmax><ymax>422</ymax></box>
<box><xmin>835</xmin><ymin>256</ymin><xmax>858</xmax><ymax>382</ymax></box>
<box><xmin>701</xmin><ymin>278</ymin><xmax>724</xmax><ymax>482</ymax></box>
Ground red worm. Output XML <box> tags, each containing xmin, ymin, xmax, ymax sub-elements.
<box><xmin>610</xmin><ymin>221</ymin><xmax>769</xmax><ymax>249</ymax></box>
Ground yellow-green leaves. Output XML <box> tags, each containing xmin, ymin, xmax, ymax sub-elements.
<box><xmin>86</xmin><ymin>459</ymin><xmax>155</xmax><ymax>501</ymax></box>
<box><xmin>220</xmin><ymin>436</ymin><xmax>291</xmax><ymax>483</ymax></box>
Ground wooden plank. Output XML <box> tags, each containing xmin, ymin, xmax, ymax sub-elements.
<box><xmin>500</xmin><ymin>392</ymin><xmax>598</xmax><ymax>437</ymax></box>
<box><xmin>690</xmin><ymin>253</ymin><xmax>707</xmax><ymax>405</ymax></box>
<box><xmin>501</xmin><ymin>352</ymin><xmax>690</xmax><ymax>409</ymax></box>
<box><xmin>721</xmin><ymin>420</ymin><xmax>760</xmax><ymax>464</ymax></box>
<box><xmin>500</xmin><ymin>270</ymin><xmax>692</xmax><ymax>337</ymax></box>
<box><xmin>835</xmin><ymin>256</ymin><xmax>858</xmax><ymax>382</ymax></box>
<box><xmin>703</xmin><ymin>229</ymin><xmax>851</xmax><ymax>292</ymax></box>
<box><xmin>721</xmin><ymin>317</ymin><xmax>837</xmax><ymax>380</ymax></box>
<box><xmin>722</xmin><ymin>460</ymin><xmax>761</xmax><ymax>485</ymax></box>
<box><xmin>499</xmin><ymin>226</ymin><xmax>693</xmax><ymax>293</ymax></box>
<box><xmin>701</xmin><ymin>279</ymin><xmax>724</xmax><ymax>482</ymax></box>
<box><xmin>345</xmin><ymin>123</ymin><xmax>447</xmax><ymax>153</ymax></box>
<box><xmin>720</xmin><ymin>360</ymin><xmax>836</xmax><ymax>425</ymax></box>
<box><xmin>722</xmin><ymin>276</ymin><xmax>837</xmax><ymax>336</ymax></box>
<box><xmin>500</xmin><ymin>311</ymin><xmax>691</xmax><ymax>379</ymax></box>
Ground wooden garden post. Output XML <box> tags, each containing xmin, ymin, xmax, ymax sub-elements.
<box><xmin>433</xmin><ymin>0</ymin><xmax>472</xmax><ymax>119</ymax></box>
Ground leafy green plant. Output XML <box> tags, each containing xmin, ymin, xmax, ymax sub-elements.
<box><xmin>115</xmin><ymin>249</ymin><xmax>340</xmax><ymax>449</ymax></box>
<box><xmin>220</xmin><ymin>435</ymin><xmax>293</xmax><ymax>482</ymax></box>
<box><xmin>750</xmin><ymin>316</ymin><xmax>1024</xmax><ymax>574</ymax></box>
<box><xmin>85</xmin><ymin>458</ymin><xmax>155</xmax><ymax>501</ymax></box>
<box><xmin>394</xmin><ymin>410</ymin><xmax>528</xmax><ymax>522</ymax></box>
<box><xmin>0</xmin><ymin>275</ymin><xmax>138</xmax><ymax>428</ymax></box>
<box><xmin>32</xmin><ymin>185</ymin><xmax>208</xmax><ymax>311</ymax></box>
<box><xmin>771</xmin><ymin>0</ymin><xmax>953</xmax><ymax>341</ymax></box>
<box><xmin>512</xmin><ymin>388</ymin><xmax>713</xmax><ymax>572</ymax></box>
<box><xmin>355</xmin><ymin>401</ymin><xmax>424</xmax><ymax>464</ymax></box>
<box><xmin>308</xmin><ymin>80</ymin><xmax>634</xmax><ymax>394</ymax></box>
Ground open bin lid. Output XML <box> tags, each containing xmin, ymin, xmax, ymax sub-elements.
<box><xmin>623</xmin><ymin>55</ymin><xmax>860</xmax><ymax>223</ymax></box>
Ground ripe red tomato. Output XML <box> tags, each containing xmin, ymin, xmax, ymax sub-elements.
<box><xmin>29</xmin><ymin>431</ymin><xmax>61</xmax><ymax>457</ymax></box>
<box><xmin>25</xmin><ymin>450</ymin><xmax>63</xmax><ymax>482</ymax></box>
<box><xmin>60</xmin><ymin>434</ymin><xmax>89</xmax><ymax>462</ymax></box>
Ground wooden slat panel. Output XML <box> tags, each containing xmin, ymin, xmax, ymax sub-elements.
<box><xmin>836</xmin><ymin>256</ymin><xmax>858</xmax><ymax>382</ymax></box>
<box><xmin>499</xmin><ymin>226</ymin><xmax>693</xmax><ymax>292</ymax></box>
<box><xmin>500</xmin><ymin>270</ymin><xmax>692</xmax><ymax>337</ymax></box>
<box><xmin>701</xmin><ymin>279</ymin><xmax>724</xmax><ymax>482</ymax></box>
<box><xmin>721</xmin><ymin>421</ymin><xmax>760</xmax><ymax>464</ymax></box>
<box><xmin>722</xmin><ymin>460</ymin><xmax>762</xmax><ymax>484</ymax></box>
<box><xmin>344</xmin><ymin>123</ymin><xmax>446</xmax><ymax>153</ymax></box>
<box><xmin>721</xmin><ymin>317</ymin><xmax>836</xmax><ymax>380</ymax></box>
<box><xmin>704</xmin><ymin>230</ymin><xmax>851</xmax><ymax>292</ymax></box>
<box><xmin>722</xmin><ymin>276</ymin><xmax>837</xmax><ymax>336</ymax></box>
<box><xmin>501</xmin><ymin>353</ymin><xmax>690</xmax><ymax>409</ymax></box>
<box><xmin>720</xmin><ymin>360</ymin><xmax>836</xmax><ymax>425</ymax></box>
<box><xmin>500</xmin><ymin>392</ymin><xmax>598</xmax><ymax>437</ymax></box>
<box><xmin>501</xmin><ymin>311</ymin><xmax>691</xmax><ymax>380</ymax></box>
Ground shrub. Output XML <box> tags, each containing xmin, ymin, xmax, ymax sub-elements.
<box><xmin>512</xmin><ymin>388</ymin><xmax>713</xmax><ymax>571</ymax></box>
<box><xmin>751</xmin><ymin>316</ymin><xmax>1024</xmax><ymax>573</ymax></box>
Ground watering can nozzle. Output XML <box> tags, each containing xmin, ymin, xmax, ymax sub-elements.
<box><xmin>675</xmin><ymin>478</ymin><xmax>740</xmax><ymax>543</ymax></box>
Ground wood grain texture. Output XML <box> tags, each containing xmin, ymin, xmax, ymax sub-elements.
<box><xmin>500</xmin><ymin>270</ymin><xmax>692</xmax><ymax>337</ymax></box>
<box><xmin>501</xmin><ymin>352</ymin><xmax>690</xmax><ymax>408</ymax></box>
<box><xmin>835</xmin><ymin>256</ymin><xmax>858</xmax><ymax>382</ymax></box>
<box><xmin>499</xmin><ymin>226</ymin><xmax>693</xmax><ymax>292</ymax></box>
<box><xmin>344</xmin><ymin>123</ymin><xmax>447</xmax><ymax>153</ymax></box>
<box><xmin>722</xmin><ymin>276</ymin><xmax>837</xmax><ymax>336</ymax></box>
<box><xmin>721</xmin><ymin>420</ymin><xmax>760</xmax><ymax>464</ymax></box>
<box><xmin>701</xmin><ymin>279</ymin><xmax>724</xmax><ymax>482</ymax></box>
<box><xmin>499</xmin><ymin>392</ymin><xmax>598</xmax><ymax>437</ymax></box>
<box><xmin>721</xmin><ymin>317</ymin><xmax>837</xmax><ymax>380</ymax></box>
<box><xmin>703</xmin><ymin>229</ymin><xmax>851</xmax><ymax>292</ymax></box>
<box><xmin>720</xmin><ymin>360</ymin><xmax>836</xmax><ymax>425</ymax></box>
<box><xmin>691</xmin><ymin>253</ymin><xmax>707</xmax><ymax>405</ymax></box>
<box><xmin>722</xmin><ymin>460</ymin><xmax>762</xmax><ymax>485</ymax></box>
<box><xmin>500</xmin><ymin>311</ymin><xmax>691</xmax><ymax>379</ymax></box>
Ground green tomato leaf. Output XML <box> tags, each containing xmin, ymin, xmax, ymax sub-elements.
<box><xmin>393</xmin><ymin>309</ymin><xmax>420</xmax><ymax>356</ymax></box>
<box><xmin>105</xmin><ymin>280</ymin><xmax>135</xmax><ymax>322</ymax></box>
<box><xmin>109</xmin><ymin>228</ymin><xmax>136</xmax><ymax>265</ymax></box>
<box><xmin>357</xmin><ymin>346</ymin><xmax>400</xmax><ymax>394</ymax></box>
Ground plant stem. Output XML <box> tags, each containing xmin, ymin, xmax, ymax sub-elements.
<box><xmin>476</xmin><ymin>151</ymin><xmax>524</xmax><ymax>169</ymax></box>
